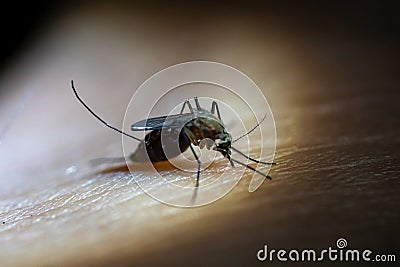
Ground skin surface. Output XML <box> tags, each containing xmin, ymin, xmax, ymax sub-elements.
<box><xmin>0</xmin><ymin>3</ymin><xmax>399</xmax><ymax>266</ymax></box>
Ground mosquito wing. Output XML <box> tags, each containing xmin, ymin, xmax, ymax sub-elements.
<box><xmin>131</xmin><ymin>113</ymin><xmax>195</xmax><ymax>131</ymax></box>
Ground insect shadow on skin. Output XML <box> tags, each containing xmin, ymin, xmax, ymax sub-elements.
<box><xmin>71</xmin><ymin>80</ymin><xmax>275</xmax><ymax>200</ymax></box>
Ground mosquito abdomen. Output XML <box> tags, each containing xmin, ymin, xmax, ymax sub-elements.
<box><xmin>129</xmin><ymin>129</ymin><xmax>190</xmax><ymax>162</ymax></box>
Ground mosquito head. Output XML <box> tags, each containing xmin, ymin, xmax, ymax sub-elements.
<box><xmin>214</xmin><ymin>132</ymin><xmax>232</xmax><ymax>156</ymax></box>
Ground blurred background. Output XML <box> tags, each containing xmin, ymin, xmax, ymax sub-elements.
<box><xmin>0</xmin><ymin>1</ymin><xmax>399</xmax><ymax>266</ymax></box>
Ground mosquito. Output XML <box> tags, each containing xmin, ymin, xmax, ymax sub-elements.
<box><xmin>71</xmin><ymin>80</ymin><xmax>275</xmax><ymax>187</ymax></box>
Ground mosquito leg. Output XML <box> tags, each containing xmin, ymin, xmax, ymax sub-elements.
<box><xmin>180</xmin><ymin>99</ymin><xmax>194</xmax><ymax>114</ymax></box>
<box><xmin>182</xmin><ymin>127</ymin><xmax>201</xmax><ymax>187</ymax></box>
<box><xmin>194</xmin><ymin>96</ymin><xmax>202</xmax><ymax>111</ymax></box>
<box><xmin>231</xmin><ymin>146</ymin><xmax>276</xmax><ymax>165</ymax></box>
<box><xmin>231</xmin><ymin>158</ymin><xmax>272</xmax><ymax>180</ymax></box>
<box><xmin>211</xmin><ymin>101</ymin><xmax>222</xmax><ymax>121</ymax></box>
<box><xmin>183</xmin><ymin>128</ymin><xmax>201</xmax><ymax>187</ymax></box>
<box><xmin>180</xmin><ymin>100</ymin><xmax>187</xmax><ymax>114</ymax></box>
<box><xmin>190</xmin><ymin>187</ymin><xmax>199</xmax><ymax>206</ymax></box>
<box><xmin>189</xmin><ymin>144</ymin><xmax>201</xmax><ymax>187</ymax></box>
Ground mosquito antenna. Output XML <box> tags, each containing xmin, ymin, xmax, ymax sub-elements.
<box><xmin>71</xmin><ymin>80</ymin><xmax>142</xmax><ymax>142</ymax></box>
<box><xmin>230</xmin><ymin>158</ymin><xmax>272</xmax><ymax>180</ymax></box>
<box><xmin>232</xmin><ymin>114</ymin><xmax>267</xmax><ymax>143</ymax></box>
<box><xmin>231</xmin><ymin>146</ymin><xmax>275</xmax><ymax>165</ymax></box>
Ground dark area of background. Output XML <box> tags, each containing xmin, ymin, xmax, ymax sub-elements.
<box><xmin>0</xmin><ymin>1</ymin><xmax>398</xmax><ymax>81</ymax></box>
<box><xmin>0</xmin><ymin>1</ymin><xmax>53</xmax><ymax>75</ymax></box>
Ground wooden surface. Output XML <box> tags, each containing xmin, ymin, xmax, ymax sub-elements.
<box><xmin>0</xmin><ymin>3</ymin><xmax>399</xmax><ymax>266</ymax></box>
